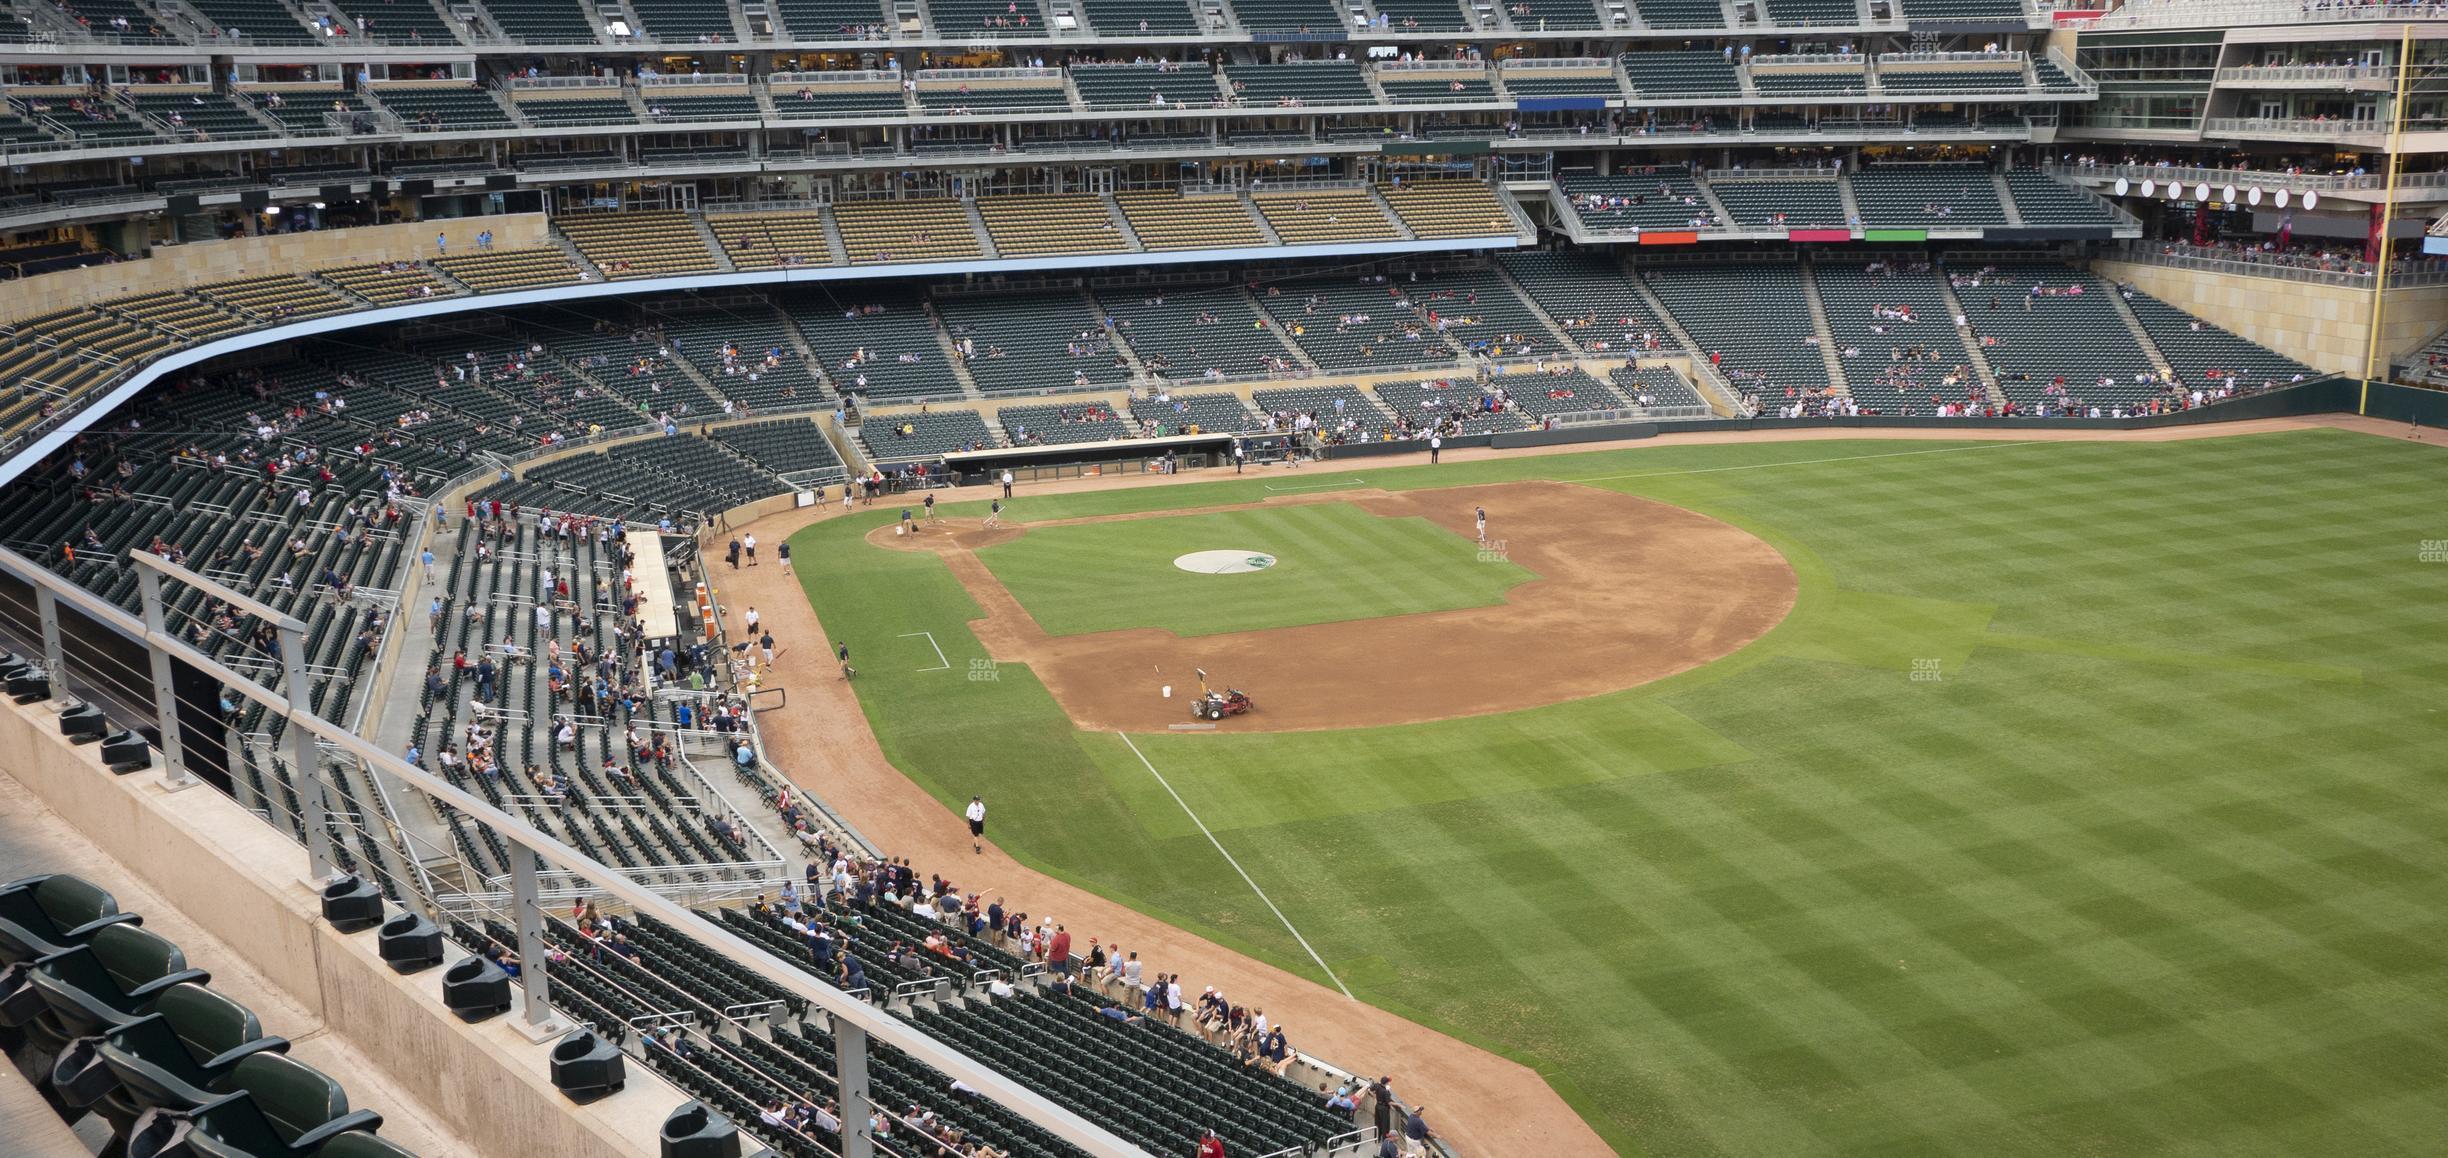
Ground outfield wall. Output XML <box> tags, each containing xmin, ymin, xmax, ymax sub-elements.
<box><xmin>2091</xmin><ymin>259</ymin><xmax>2448</xmax><ymax>378</ymax></box>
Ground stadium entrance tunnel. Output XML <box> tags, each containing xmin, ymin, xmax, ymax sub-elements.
<box><xmin>873</xmin><ymin>481</ymin><xmax>1798</xmax><ymax>732</ymax></box>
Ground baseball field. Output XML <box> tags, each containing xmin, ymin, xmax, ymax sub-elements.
<box><xmin>790</xmin><ymin>427</ymin><xmax>2448</xmax><ymax>1156</ymax></box>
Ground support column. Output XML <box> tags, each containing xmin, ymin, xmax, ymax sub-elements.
<box><xmin>133</xmin><ymin>567</ymin><xmax>192</xmax><ymax>786</ymax></box>
<box><xmin>836</xmin><ymin>1019</ymin><xmax>875</xmax><ymax>1158</ymax></box>
<box><xmin>281</xmin><ymin>620</ymin><xmax>336</xmax><ymax>881</ymax></box>
<box><xmin>509</xmin><ymin>847</ymin><xmax>570</xmax><ymax>1041</ymax></box>
<box><xmin>34</xmin><ymin>586</ymin><xmax>68</xmax><ymax>704</ymax></box>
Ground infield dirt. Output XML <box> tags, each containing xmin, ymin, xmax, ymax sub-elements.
<box><xmin>869</xmin><ymin>480</ymin><xmax>1799</xmax><ymax>731</ymax></box>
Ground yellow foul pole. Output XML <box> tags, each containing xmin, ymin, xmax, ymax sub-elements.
<box><xmin>2359</xmin><ymin>23</ymin><xmax>2417</xmax><ymax>410</ymax></box>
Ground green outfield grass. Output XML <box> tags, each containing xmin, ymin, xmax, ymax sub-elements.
<box><xmin>973</xmin><ymin>500</ymin><xmax>1535</xmax><ymax>637</ymax></box>
<box><xmin>792</xmin><ymin>429</ymin><xmax>2448</xmax><ymax>1157</ymax></box>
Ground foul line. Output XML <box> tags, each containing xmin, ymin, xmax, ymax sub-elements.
<box><xmin>1117</xmin><ymin>731</ymin><xmax>1354</xmax><ymax>1000</ymax></box>
<box><xmin>898</xmin><ymin>630</ymin><xmax>952</xmax><ymax>672</ymax></box>
<box><xmin>1574</xmin><ymin>440</ymin><xmax>2044</xmax><ymax>484</ymax></box>
<box><xmin>1263</xmin><ymin>477</ymin><xmax>1366</xmax><ymax>493</ymax></box>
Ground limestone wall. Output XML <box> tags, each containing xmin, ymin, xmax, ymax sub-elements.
<box><xmin>2093</xmin><ymin>258</ymin><xmax>2448</xmax><ymax>377</ymax></box>
<box><xmin>0</xmin><ymin>214</ymin><xmax>550</xmax><ymax>326</ymax></box>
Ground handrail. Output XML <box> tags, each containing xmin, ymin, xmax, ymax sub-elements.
<box><xmin>0</xmin><ymin>542</ymin><xmax>1161</xmax><ymax>1158</ymax></box>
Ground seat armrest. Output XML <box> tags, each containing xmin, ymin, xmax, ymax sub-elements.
<box><xmin>288</xmin><ymin>1109</ymin><xmax>384</xmax><ymax>1151</ymax></box>
<box><xmin>124</xmin><ymin>967</ymin><xmax>212</xmax><ymax>1003</ymax></box>
<box><xmin>63</xmin><ymin>912</ymin><xmax>143</xmax><ymax>939</ymax></box>
<box><xmin>200</xmin><ymin>1035</ymin><xmax>289</xmax><ymax>1071</ymax></box>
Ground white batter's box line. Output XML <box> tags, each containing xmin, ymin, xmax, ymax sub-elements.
<box><xmin>898</xmin><ymin>630</ymin><xmax>952</xmax><ymax>672</ymax></box>
<box><xmin>1262</xmin><ymin>477</ymin><xmax>1365</xmax><ymax>494</ymax></box>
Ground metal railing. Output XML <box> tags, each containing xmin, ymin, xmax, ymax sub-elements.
<box><xmin>2215</xmin><ymin>63</ymin><xmax>2396</xmax><ymax>85</ymax></box>
<box><xmin>0</xmin><ymin>544</ymin><xmax>1159</xmax><ymax>1158</ymax></box>
<box><xmin>2203</xmin><ymin>116</ymin><xmax>2386</xmax><ymax>139</ymax></box>
<box><xmin>2103</xmin><ymin>240</ymin><xmax>2448</xmax><ymax>288</ymax></box>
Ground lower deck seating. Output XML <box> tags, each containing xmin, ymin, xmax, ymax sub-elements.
<box><xmin>1100</xmin><ymin>286</ymin><xmax>1296</xmax><ymax>382</ymax></box>
<box><xmin>936</xmin><ymin>291</ymin><xmax>1131</xmax><ymax>394</ymax></box>
<box><xmin>998</xmin><ymin>400</ymin><xmax>1130</xmax><ymax>445</ymax></box>
<box><xmin>1252</xmin><ymin>384</ymin><xmax>1397</xmax><ymax>442</ymax></box>
<box><xmin>1128</xmin><ymin>389</ymin><xmax>1259</xmax><ymax>434</ymax></box>
<box><xmin>780</xmin><ymin>290</ymin><xmax>963</xmax><ymax>403</ymax></box>
<box><xmin>862</xmin><ymin>408</ymin><xmax>997</xmax><ymax>458</ymax></box>
<box><xmin>712</xmin><ymin>417</ymin><xmax>846</xmax><ymax>480</ymax></box>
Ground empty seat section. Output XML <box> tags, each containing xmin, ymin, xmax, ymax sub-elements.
<box><xmin>928</xmin><ymin>0</ymin><xmax>1049</xmax><ymax>33</ymax></box>
<box><xmin>1255</xmin><ymin>278</ymin><xmax>1458</xmax><ymax>371</ymax></box>
<box><xmin>708</xmin><ymin>211</ymin><xmax>833</xmax><ymax>269</ymax></box>
<box><xmin>1560</xmin><ymin>170</ymin><xmax>1719</xmax><ymax>231</ymax></box>
<box><xmin>627</xmin><ymin>0</ymin><xmax>739</xmax><ymax>40</ymax></box>
<box><xmin>861</xmin><ymin>408</ymin><xmax>996</xmax><ymax>458</ymax></box>
<box><xmin>432</xmin><ymin>246</ymin><xmax>587</xmax><ymax>291</ymax></box>
<box><xmin>1102</xmin><ymin>286</ymin><xmax>1296</xmax><ymax>381</ymax></box>
<box><xmin>1079</xmin><ymin>0</ymin><xmax>1199</xmax><ymax>32</ymax></box>
<box><xmin>975</xmin><ymin>193</ymin><xmax>1128</xmax><ymax>258</ymax></box>
<box><xmin>640</xmin><ymin>92</ymin><xmax>761</xmax><ymax>121</ymax></box>
<box><xmin>317</xmin><ymin>261</ymin><xmax>455</xmax><ymax>303</ymax></box>
<box><xmin>780</xmin><ymin>289</ymin><xmax>963</xmax><ymax>403</ymax></box>
<box><xmin>712</xmin><ymin>418</ymin><xmax>845</xmax><ymax>479</ymax></box>
<box><xmin>1620</xmin><ymin>50</ymin><xmax>1741</xmax><ymax>97</ymax></box>
<box><xmin>1631</xmin><ymin>0</ymin><xmax>1725</xmax><ymax>26</ymax></box>
<box><xmin>1069</xmin><ymin>63</ymin><xmax>1220</xmax><ymax>109</ymax></box>
<box><xmin>1251</xmin><ymin>191</ymin><xmax>1399</xmax><ymax>245</ymax></box>
<box><xmin>774</xmin><ymin>0</ymin><xmax>888</xmax><ymax>35</ymax></box>
<box><xmin>1495</xmin><ymin>250</ymin><xmax>1668</xmax><ymax>356</ymax></box>
<box><xmin>1380</xmin><ymin>180</ymin><xmax>1514</xmax><ymax>239</ymax></box>
<box><xmin>1964</xmin><ymin>262</ymin><xmax>2160</xmax><ymax>408</ymax></box>
<box><xmin>1877</xmin><ymin>65</ymin><xmax>2025</xmax><ymax>93</ymax></box>
<box><xmin>914</xmin><ymin>80</ymin><xmax>1070</xmax><ymax>113</ymax></box>
<box><xmin>514</xmin><ymin>93</ymin><xmax>638</xmax><ymax>126</ymax></box>
<box><xmin>1761</xmin><ymin>0</ymin><xmax>1853</xmax><ymax>23</ymax></box>
<box><xmin>187</xmin><ymin>0</ymin><xmax>314</xmax><ymax>39</ymax></box>
<box><xmin>1812</xmin><ymin>262</ymin><xmax>1984</xmax><ymax>409</ymax></box>
<box><xmin>935</xmin><ymin>291</ymin><xmax>1130</xmax><ymax>394</ymax></box>
<box><xmin>1223</xmin><ymin>62</ymin><xmax>1373</xmax><ymax>106</ymax></box>
<box><xmin>1227</xmin><ymin>0</ymin><xmax>1342</xmax><ymax>31</ymax></box>
<box><xmin>555</xmin><ymin>212</ymin><xmax>719</xmax><ymax>278</ymax></box>
<box><xmin>193</xmin><ymin>275</ymin><xmax>355</xmax><ymax>321</ymax></box>
<box><xmin>2003</xmin><ymin>168</ymin><xmax>2122</xmax><ymax>227</ymax></box>
<box><xmin>2123</xmin><ymin>291</ymin><xmax>2312</xmax><ymax>389</ymax></box>
<box><xmin>1643</xmin><ymin>261</ymin><xmax>1832</xmax><ymax>401</ymax></box>
<box><xmin>477</xmin><ymin>0</ymin><xmax>601</xmax><ymax>40</ymax></box>
<box><xmin>1370</xmin><ymin>0</ymin><xmax>1469</xmax><ymax>30</ymax></box>
<box><xmin>998</xmin><ymin>400</ymin><xmax>1129</xmax><ymax>444</ymax></box>
<box><xmin>1847</xmin><ymin>163</ymin><xmax>2007</xmax><ymax>227</ymax></box>
<box><xmin>1706</xmin><ymin>178</ymin><xmax>1848</xmax><ymax>228</ymax></box>
<box><xmin>830</xmin><ymin>198</ymin><xmax>981</xmax><ymax>264</ymax></box>
<box><xmin>1114</xmin><ymin>191</ymin><xmax>1266</xmax><ymax>251</ymax></box>
<box><xmin>373</xmin><ymin>85</ymin><xmax>514</xmax><ymax>130</ymax></box>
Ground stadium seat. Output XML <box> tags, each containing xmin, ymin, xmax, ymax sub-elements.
<box><xmin>134</xmin><ymin>1052</ymin><xmax>385</xmax><ymax>1158</ymax></box>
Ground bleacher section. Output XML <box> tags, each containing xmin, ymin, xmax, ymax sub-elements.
<box><xmin>936</xmin><ymin>291</ymin><xmax>1130</xmax><ymax>394</ymax></box>
<box><xmin>1070</xmin><ymin>63</ymin><xmax>1222</xmax><ymax>110</ymax></box>
<box><xmin>712</xmin><ymin>417</ymin><xmax>846</xmax><ymax>480</ymax></box>
<box><xmin>1223</xmin><ymin>61</ymin><xmax>1375</xmax><ymax>106</ymax></box>
<box><xmin>1377</xmin><ymin>378</ymin><xmax>1528</xmax><ymax>434</ymax></box>
<box><xmin>1608</xmin><ymin>365</ymin><xmax>1708</xmax><ymax>415</ymax></box>
<box><xmin>975</xmin><ymin>194</ymin><xmax>1129</xmax><ymax>258</ymax></box>
<box><xmin>1643</xmin><ymin>260</ymin><xmax>1833</xmax><ymax>405</ymax></box>
<box><xmin>1706</xmin><ymin>177</ymin><xmax>1850</xmax><ymax>229</ymax></box>
<box><xmin>318</xmin><ymin>261</ymin><xmax>455</xmax><ymax>303</ymax></box>
<box><xmin>1227</xmin><ymin>0</ymin><xmax>1342</xmax><ymax>31</ymax></box>
<box><xmin>774</xmin><ymin>0</ymin><xmax>889</xmax><ymax>37</ymax></box>
<box><xmin>1849</xmin><ymin>163</ymin><xmax>2009</xmax><ymax>228</ymax></box>
<box><xmin>831</xmin><ymin>198</ymin><xmax>983</xmax><ymax>265</ymax></box>
<box><xmin>187</xmin><ymin>0</ymin><xmax>314</xmax><ymax>40</ymax></box>
<box><xmin>780</xmin><ymin>290</ymin><xmax>964</xmax><ymax>403</ymax></box>
<box><xmin>1813</xmin><ymin>261</ymin><xmax>1985</xmax><ymax>410</ymax></box>
<box><xmin>708</xmin><ymin>211</ymin><xmax>834</xmax><ymax>269</ymax></box>
<box><xmin>2124</xmin><ymin>291</ymin><xmax>2312</xmax><ymax>389</ymax></box>
<box><xmin>194</xmin><ymin>274</ymin><xmax>356</xmax><ymax>321</ymax></box>
<box><xmin>1252</xmin><ymin>383</ymin><xmax>1396</xmax><ymax>441</ymax></box>
<box><xmin>999</xmin><ymin>400</ymin><xmax>1130</xmax><ymax>444</ymax></box>
<box><xmin>1966</xmin><ymin>262</ymin><xmax>2163</xmax><ymax>409</ymax></box>
<box><xmin>1621</xmin><ymin>51</ymin><xmax>1742</xmax><ymax>97</ymax></box>
<box><xmin>1381</xmin><ymin>180</ymin><xmax>1515</xmax><ymax>240</ymax></box>
<box><xmin>479</xmin><ymin>0</ymin><xmax>600</xmax><ymax>40</ymax></box>
<box><xmin>628</xmin><ymin>0</ymin><xmax>741</xmax><ymax>39</ymax></box>
<box><xmin>1561</xmin><ymin>170</ymin><xmax>1719</xmax><ymax>232</ymax></box>
<box><xmin>132</xmin><ymin>91</ymin><xmax>272</xmax><ymax>140</ymax></box>
<box><xmin>1251</xmin><ymin>190</ymin><xmax>1400</xmax><ymax>245</ymax></box>
<box><xmin>1495</xmin><ymin>250</ymin><xmax>1668</xmax><ymax>357</ymax></box>
<box><xmin>556</xmin><ymin>211</ymin><xmax>720</xmax><ymax>279</ymax></box>
<box><xmin>1079</xmin><ymin>0</ymin><xmax>1200</xmax><ymax>33</ymax></box>
<box><xmin>2004</xmin><ymin>168</ymin><xmax>2124</xmax><ymax>228</ymax></box>
<box><xmin>372</xmin><ymin>85</ymin><xmax>516</xmax><ymax>131</ymax></box>
<box><xmin>1257</xmin><ymin>278</ymin><xmax>1458</xmax><ymax>372</ymax></box>
<box><xmin>1632</xmin><ymin>0</ymin><xmax>1728</xmax><ymax>26</ymax></box>
<box><xmin>862</xmin><ymin>408</ymin><xmax>997</xmax><ymax>458</ymax></box>
<box><xmin>512</xmin><ymin>94</ymin><xmax>639</xmax><ymax>127</ymax></box>
<box><xmin>1114</xmin><ymin>190</ymin><xmax>1267</xmax><ymax>252</ymax></box>
<box><xmin>1102</xmin><ymin>286</ymin><xmax>1295</xmax><ymax>381</ymax></box>
<box><xmin>432</xmin><ymin>246</ymin><xmax>587</xmax><ymax>291</ymax></box>
<box><xmin>1128</xmin><ymin>388</ymin><xmax>1259</xmax><ymax>434</ymax></box>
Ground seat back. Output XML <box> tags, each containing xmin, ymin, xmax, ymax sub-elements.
<box><xmin>225</xmin><ymin>1052</ymin><xmax>351</xmax><ymax>1144</ymax></box>
<box><xmin>154</xmin><ymin>981</ymin><xmax>264</xmax><ymax>1062</ymax></box>
<box><xmin>0</xmin><ymin>873</ymin><xmax>121</xmax><ymax>961</ymax></box>
<box><xmin>89</xmin><ymin>923</ymin><xmax>191</xmax><ymax>994</ymax></box>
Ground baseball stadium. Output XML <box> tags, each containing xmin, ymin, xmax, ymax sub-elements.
<box><xmin>0</xmin><ymin>1</ymin><xmax>2446</xmax><ymax>1156</ymax></box>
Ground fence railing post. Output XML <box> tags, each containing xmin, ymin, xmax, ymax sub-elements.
<box><xmin>34</xmin><ymin>585</ymin><xmax>68</xmax><ymax>704</ymax></box>
<box><xmin>837</xmin><ymin>1019</ymin><xmax>876</xmax><ymax>1158</ymax></box>
<box><xmin>509</xmin><ymin>843</ymin><xmax>572</xmax><ymax>1041</ymax></box>
<box><xmin>132</xmin><ymin>566</ymin><xmax>193</xmax><ymax>787</ymax></box>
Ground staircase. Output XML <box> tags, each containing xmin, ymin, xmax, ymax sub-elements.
<box><xmin>687</xmin><ymin>212</ymin><xmax>738</xmax><ymax>273</ymax></box>
<box><xmin>816</xmin><ymin>206</ymin><xmax>849</xmax><ymax>265</ymax></box>
<box><xmin>1491</xmin><ymin>259</ymin><xmax>1583</xmax><ymax>353</ymax></box>
<box><xmin>1099</xmin><ymin>193</ymin><xmax>1143</xmax><ymax>250</ymax></box>
<box><xmin>1240</xmin><ymin>286</ymin><xmax>1317</xmax><ymax>371</ymax></box>
<box><xmin>1088</xmin><ymin>290</ymin><xmax>1151</xmax><ymax>376</ymax></box>
<box><xmin>1931</xmin><ymin>273</ymin><xmax>2007</xmax><ymax>408</ymax></box>
<box><xmin>2104</xmin><ymin>284</ymin><xmax>2178</xmax><ymax>382</ymax></box>
<box><xmin>1367</xmin><ymin>186</ymin><xmax>1416</xmax><ymax>240</ymax></box>
<box><xmin>1240</xmin><ymin>194</ymin><xmax>1284</xmax><ymax>246</ymax></box>
<box><xmin>1692</xmin><ymin>178</ymin><xmax>1735</xmax><ymax>232</ymax></box>
<box><xmin>1993</xmin><ymin>171</ymin><xmax>2025</xmax><ymax>227</ymax></box>
<box><xmin>1834</xmin><ymin>171</ymin><xmax>1864</xmax><ymax>227</ymax></box>
<box><xmin>962</xmin><ymin>200</ymin><xmax>1000</xmax><ymax>259</ymax></box>
<box><xmin>1797</xmin><ymin>263</ymin><xmax>1851</xmax><ymax>395</ymax></box>
<box><xmin>923</xmin><ymin>301</ymin><xmax>982</xmax><ymax>394</ymax></box>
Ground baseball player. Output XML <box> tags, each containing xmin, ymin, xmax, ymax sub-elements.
<box><xmin>1474</xmin><ymin>506</ymin><xmax>1487</xmax><ymax>543</ymax></box>
<box><xmin>965</xmin><ymin>796</ymin><xmax>986</xmax><ymax>854</ymax></box>
<box><xmin>984</xmin><ymin>498</ymin><xmax>1003</xmax><ymax>528</ymax></box>
<box><xmin>836</xmin><ymin>641</ymin><xmax>854</xmax><ymax>679</ymax></box>
<box><xmin>923</xmin><ymin>492</ymin><xmax>937</xmax><ymax>526</ymax></box>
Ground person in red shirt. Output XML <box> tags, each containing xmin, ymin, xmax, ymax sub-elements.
<box><xmin>1196</xmin><ymin>1129</ymin><xmax>1226</xmax><ymax>1158</ymax></box>
<box><xmin>1047</xmin><ymin>925</ymin><xmax>1073</xmax><ymax>977</ymax></box>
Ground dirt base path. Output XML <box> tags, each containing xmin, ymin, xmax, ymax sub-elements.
<box><xmin>712</xmin><ymin>415</ymin><xmax>2439</xmax><ymax>1158</ymax></box>
<box><xmin>871</xmin><ymin>481</ymin><xmax>1797</xmax><ymax>732</ymax></box>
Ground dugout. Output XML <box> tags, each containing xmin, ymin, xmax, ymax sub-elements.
<box><xmin>939</xmin><ymin>431</ymin><xmax>1265</xmax><ymax>485</ymax></box>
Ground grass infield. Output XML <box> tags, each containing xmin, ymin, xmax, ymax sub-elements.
<box><xmin>792</xmin><ymin>429</ymin><xmax>2448</xmax><ymax>1157</ymax></box>
<box><xmin>972</xmin><ymin>501</ymin><xmax>1536</xmax><ymax>637</ymax></box>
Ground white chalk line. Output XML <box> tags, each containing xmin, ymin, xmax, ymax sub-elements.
<box><xmin>1263</xmin><ymin>477</ymin><xmax>1366</xmax><ymax>493</ymax></box>
<box><xmin>1572</xmin><ymin>439</ymin><xmax>2045</xmax><ymax>484</ymax></box>
<box><xmin>898</xmin><ymin>630</ymin><xmax>951</xmax><ymax>672</ymax></box>
<box><xmin>1117</xmin><ymin>731</ymin><xmax>1354</xmax><ymax>1000</ymax></box>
